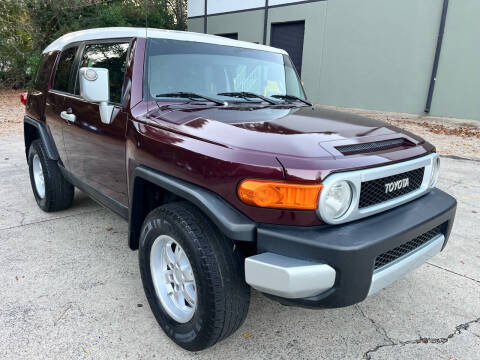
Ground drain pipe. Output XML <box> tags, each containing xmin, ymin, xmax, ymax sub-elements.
<box><xmin>425</xmin><ymin>0</ymin><xmax>449</xmax><ymax>113</ymax></box>
<box><xmin>204</xmin><ymin>0</ymin><xmax>208</xmax><ymax>33</ymax></box>
<box><xmin>263</xmin><ymin>0</ymin><xmax>269</xmax><ymax>45</ymax></box>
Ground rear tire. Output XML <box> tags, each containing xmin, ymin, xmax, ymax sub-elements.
<box><xmin>28</xmin><ymin>139</ymin><xmax>74</xmax><ymax>212</ymax></box>
<box><xmin>139</xmin><ymin>202</ymin><xmax>250</xmax><ymax>351</ymax></box>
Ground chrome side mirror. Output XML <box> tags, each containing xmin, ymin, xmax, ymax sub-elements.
<box><xmin>79</xmin><ymin>67</ymin><xmax>114</xmax><ymax>124</ymax></box>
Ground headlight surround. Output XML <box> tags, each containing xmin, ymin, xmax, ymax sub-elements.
<box><xmin>429</xmin><ymin>156</ymin><xmax>440</xmax><ymax>187</ymax></box>
<box><xmin>323</xmin><ymin>180</ymin><xmax>353</xmax><ymax>220</ymax></box>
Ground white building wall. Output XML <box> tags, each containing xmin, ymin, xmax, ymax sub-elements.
<box><xmin>187</xmin><ymin>1</ymin><xmax>326</xmax><ymax>17</ymax></box>
<box><xmin>187</xmin><ymin>0</ymin><xmax>204</xmax><ymax>17</ymax></box>
<box><xmin>269</xmin><ymin>0</ymin><xmax>308</xmax><ymax>6</ymax></box>
<box><xmin>207</xmin><ymin>0</ymin><xmax>265</xmax><ymax>15</ymax></box>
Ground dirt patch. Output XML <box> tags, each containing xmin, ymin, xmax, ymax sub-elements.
<box><xmin>0</xmin><ymin>89</ymin><xmax>25</xmax><ymax>136</ymax></box>
<box><xmin>323</xmin><ymin>106</ymin><xmax>480</xmax><ymax>161</ymax></box>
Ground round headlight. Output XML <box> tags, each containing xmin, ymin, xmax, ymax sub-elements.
<box><xmin>429</xmin><ymin>156</ymin><xmax>440</xmax><ymax>187</ymax></box>
<box><xmin>323</xmin><ymin>180</ymin><xmax>353</xmax><ymax>220</ymax></box>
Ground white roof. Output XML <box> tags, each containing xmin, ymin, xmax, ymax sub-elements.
<box><xmin>43</xmin><ymin>27</ymin><xmax>287</xmax><ymax>55</ymax></box>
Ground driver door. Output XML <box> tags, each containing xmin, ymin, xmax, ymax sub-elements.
<box><xmin>63</xmin><ymin>40</ymin><xmax>131</xmax><ymax>206</ymax></box>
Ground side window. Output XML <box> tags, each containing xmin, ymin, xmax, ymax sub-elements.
<box><xmin>76</xmin><ymin>42</ymin><xmax>129</xmax><ymax>103</ymax></box>
<box><xmin>52</xmin><ymin>47</ymin><xmax>78</xmax><ymax>93</ymax></box>
<box><xmin>33</xmin><ymin>54</ymin><xmax>48</xmax><ymax>90</ymax></box>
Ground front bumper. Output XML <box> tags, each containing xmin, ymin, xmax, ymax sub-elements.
<box><xmin>245</xmin><ymin>188</ymin><xmax>456</xmax><ymax>308</ymax></box>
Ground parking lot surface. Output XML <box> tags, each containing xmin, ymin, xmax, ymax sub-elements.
<box><xmin>1</xmin><ymin>134</ymin><xmax>479</xmax><ymax>360</ymax></box>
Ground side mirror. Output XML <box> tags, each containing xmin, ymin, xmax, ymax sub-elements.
<box><xmin>79</xmin><ymin>67</ymin><xmax>114</xmax><ymax>124</ymax></box>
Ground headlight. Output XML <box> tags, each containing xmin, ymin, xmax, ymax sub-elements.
<box><xmin>429</xmin><ymin>156</ymin><xmax>440</xmax><ymax>187</ymax></box>
<box><xmin>323</xmin><ymin>180</ymin><xmax>353</xmax><ymax>220</ymax></box>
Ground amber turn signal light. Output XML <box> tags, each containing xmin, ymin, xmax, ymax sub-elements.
<box><xmin>238</xmin><ymin>179</ymin><xmax>323</xmax><ymax>210</ymax></box>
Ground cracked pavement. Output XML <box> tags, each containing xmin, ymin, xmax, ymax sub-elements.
<box><xmin>1</xmin><ymin>134</ymin><xmax>479</xmax><ymax>359</ymax></box>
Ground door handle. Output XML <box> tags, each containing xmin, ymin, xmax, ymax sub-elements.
<box><xmin>60</xmin><ymin>110</ymin><xmax>76</xmax><ymax>123</ymax></box>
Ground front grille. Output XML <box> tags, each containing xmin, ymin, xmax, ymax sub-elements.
<box><xmin>336</xmin><ymin>138</ymin><xmax>414</xmax><ymax>155</ymax></box>
<box><xmin>359</xmin><ymin>167</ymin><xmax>425</xmax><ymax>208</ymax></box>
<box><xmin>374</xmin><ymin>226</ymin><xmax>442</xmax><ymax>270</ymax></box>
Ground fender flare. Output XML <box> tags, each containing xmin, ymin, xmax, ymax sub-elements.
<box><xmin>24</xmin><ymin>115</ymin><xmax>59</xmax><ymax>160</ymax></box>
<box><xmin>128</xmin><ymin>166</ymin><xmax>256</xmax><ymax>250</ymax></box>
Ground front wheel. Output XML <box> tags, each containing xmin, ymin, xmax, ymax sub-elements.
<box><xmin>139</xmin><ymin>202</ymin><xmax>250</xmax><ymax>351</ymax></box>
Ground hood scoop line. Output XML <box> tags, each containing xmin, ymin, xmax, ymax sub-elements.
<box><xmin>336</xmin><ymin>138</ymin><xmax>415</xmax><ymax>155</ymax></box>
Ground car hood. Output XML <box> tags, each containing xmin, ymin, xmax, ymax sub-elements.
<box><xmin>149</xmin><ymin>105</ymin><xmax>426</xmax><ymax>160</ymax></box>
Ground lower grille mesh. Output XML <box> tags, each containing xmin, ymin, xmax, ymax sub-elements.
<box><xmin>374</xmin><ymin>226</ymin><xmax>442</xmax><ymax>270</ymax></box>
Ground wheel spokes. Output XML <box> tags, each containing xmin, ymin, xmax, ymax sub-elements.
<box><xmin>163</xmin><ymin>269</ymin><xmax>174</xmax><ymax>284</ymax></box>
<box><xmin>183</xmin><ymin>283</ymin><xmax>196</xmax><ymax>307</ymax></box>
<box><xmin>174</xmin><ymin>245</ymin><xmax>185</xmax><ymax>265</ymax></box>
<box><xmin>181</xmin><ymin>265</ymin><xmax>194</xmax><ymax>283</ymax></box>
<box><xmin>175</xmin><ymin>288</ymin><xmax>186</xmax><ymax>308</ymax></box>
<box><xmin>164</xmin><ymin>244</ymin><xmax>176</xmax><ymax>268</ymax></box>
<box><xmin>151</xmin><ymin>235</ymin><xmax>198</xmax><ymax>323</ymax></box>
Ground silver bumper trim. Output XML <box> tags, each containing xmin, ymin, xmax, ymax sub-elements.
<box><xmin>244</xmin><ymin>253</ymin><xmax>336</xmax><ymax>299</ymax></box>
<box><xmin>368</xmin><ymin>234</ymin><xmax>445</xmax><ymax>295</ymax></box>
<box><xmin>245</xmin><ymin>234</ymin><xmax>444</xmax><ymax>300</ymax></box>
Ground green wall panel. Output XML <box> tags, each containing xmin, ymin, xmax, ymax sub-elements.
<box><xmin>318</xmin><ymin>0</ymin><xmax>442</xmax><ymax>114</ymax></box>
<box><xmin>430</xmin><ymin>0</ymin><xmax>480</xmax><ymax>120</ymax></box>
<box><xmin>187</xmin><ymin>18</ymin><xmax>204</xmax><ymax>33</ymax></box>
<box><xmin>206</xmin><ymin>10</ymin><xmax>265</xmax><ymax>44</ymax></box>
<box><xmin>187</xmin><ymin>0</ymin><xmax>479</xmax><ymax>120</ymax></box>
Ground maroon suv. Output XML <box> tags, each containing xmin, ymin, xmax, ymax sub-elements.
<box><xmin>23</xmin><ymin>27</ymin><xmax>456</xmax><ymax>350</ymax></box>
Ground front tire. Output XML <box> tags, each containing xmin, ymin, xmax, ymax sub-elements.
<box><xmin>28</xmin><ymin>139</ymin><xmax>74</xmax><ymax>212</ymax></box>
<box><xmin>139</xmin><ymin>202</ymin><xmax>250</xmax><ymax>351</ymax></box>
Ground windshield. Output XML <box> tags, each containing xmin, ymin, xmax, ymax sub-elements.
<box><xmin>146</xmin><ymin>38</ymin><xmax>306</xmax><ymax>103</ymax></box>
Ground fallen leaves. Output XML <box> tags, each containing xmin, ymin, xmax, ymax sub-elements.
<box><xmin>242</xmin><ymin>332</ymin><xmax>252</xmax><ymax>339</ymax></box>
<box><xmin>0</xmin><ymin>90</ymin><xmax>25</xmax><ymax>136</ymax></box>
<box><xmin>385</xmin><ymin>119</ymin><xmax>480</xmax><ymax>139</ymax></box>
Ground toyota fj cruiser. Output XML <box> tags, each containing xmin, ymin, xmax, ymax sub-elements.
<box><xmin>22</xmin><ymin>27</ymin><xmax>456</xmax><ymax>350</ymax></box>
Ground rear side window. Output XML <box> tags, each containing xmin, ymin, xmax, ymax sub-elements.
<box><xmin>52</xmin><ymin>47</ymin><xmax>78</xmax><ymax>92</ymax></box>
<box><xmin>75</xmin><ymin>42</ymin><xmax>129</xmax><ymax>103</ymax></box>
<box><xmin>34</xmin><ymin>54</ymin><xmax>49</xmax><ymax>90</ymax></box>
<box><xmin>33</xmin><ymin>52</ymin><xmax>57</xmax><ymax>91</ymax></box>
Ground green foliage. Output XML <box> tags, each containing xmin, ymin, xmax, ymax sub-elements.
<box><xmin>0</xmin><ymin>0</ymin><xmax>186</xmax><ymax>88</ymax></box>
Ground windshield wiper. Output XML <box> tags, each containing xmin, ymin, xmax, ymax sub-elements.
<box><xmin>155</xmin><ymin>92</ymin><xmax>226</xmax><ymax>106</ymax></box>
<box><xmin>217</xmin><ymin>92</ymin><xmax>278</xmax><ymax>105</ymax></box>
<box><xmin>271</xmin><ymin>94</ymin><xmax>312</xmax><ymax>106</ymax></box>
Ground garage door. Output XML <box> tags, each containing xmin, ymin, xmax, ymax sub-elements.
<box><xmin>270</xmin><ymin>21</ymin><xmax>305</xmax><ymax>76</ymax></box>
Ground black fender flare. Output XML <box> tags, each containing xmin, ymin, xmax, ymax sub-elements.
<box><xmin>128</xmin><ymin>166</ymin><xmax>256</xmax><ymax>250</ymax></box>
<box><xmin>24</xmin><ymin>115</ymin><xmax>59</xmax><ymax>160</ymax></box>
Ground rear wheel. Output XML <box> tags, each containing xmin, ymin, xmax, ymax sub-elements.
<box><xmin>28</xmin><ymin>139</ymin><xmax>74</xmax><ymax>212</ymax></box>
<box><xmin>139</xmin><ymin>202</ymin><xmax>250</xmax><ymax>351</ymax></box>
